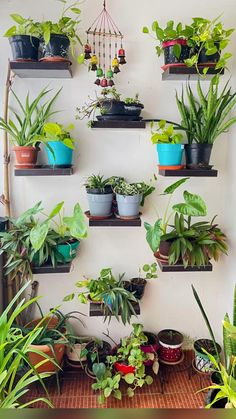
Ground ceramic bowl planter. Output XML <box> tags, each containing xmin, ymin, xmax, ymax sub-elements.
<box><xmin>124</xmin><ymin>103</ymin><xmax>144</xmax><ymax>119</ymax></box>
<box><xmin>194</xmin><ymin>339</ymin><xmax>221</xmax><ymax>373</ymax></box>
<box><xmin>86</xmin><ymin>186</ymin><xmax>113</xmax><ymax>218</ymax></box>
<box><xmin>141</xmin><ymin>332</ymin><xmax>159</xmax><ymax>366</ymax></box>
<box><xmin>116</xmin><ymin>194</ymin><xmax>141</xmax><ymax>218</ymax></box>
<box><xmin>13</xmin><ymin>146</ymin><xmax>38</xmax><ymax>168</ymax></box>
<box><xmin>41</xmin><ymin>34</ymin><xmax>70</xmax><ymax>61</ymax></box>
<box><xmin>158</xmin><ymin>330</ymin><xmax>184</xmax><ymax>363</ymax></box>
<box><xmin>99</xmin><ymin>100</ymin><xmax>125</xmax><ymax>116</ymax></box>
<box><xmin>162</xmin><ymin>39</ymin><xmax>191</xmax><ymax>65</ymax></box>
<box><xmin>46</xmin><ymin>142</ymin><xmax>73</xmax><ymax>167</ymax></box>
<box><xmin>185</xmin><ymin>144</ymin><xmax>213</xmax><ymax>169</ymax></box>
<box><xmin>56</xmin><ymin>239</ymin><xmax>80</xmax><ymax>263</ymax></box>
<box><xmin>9</xmin><ymin>35</ymin><xmax>40</xmax><ymax>61</ymax></box>
<box><xmin>157</xmin><ymin>144</ymin><xmax>184</xmax><ymax>168</ymax></box>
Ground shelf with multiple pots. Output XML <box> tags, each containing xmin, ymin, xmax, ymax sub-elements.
<box><xmin>156</xmin><ymin>259</ymin><xmax>213</xmax><ymax>272</ymax></box>
<box><xmin>91</xmin><ymin>120</ymin><xmax>146</xmax><ymax>129</ymax></box>
<box><xmin>31</xmin><ymin>262</ymin><xmax>72</xmax><ymax>275</ymax></box>
<box><xmin>14</xmin><ymin>166</ymin><xmax>74</xmax><ymax>177</ymax></box>
<box><xmin>158</xmin><ymin>168</ymin><xmax>218</xmax><ymax>177</ymax></box>
<box><xmin>161</xmin><ymin>64</ymin><xmax>224</xmax><ymax>81</ymax></box>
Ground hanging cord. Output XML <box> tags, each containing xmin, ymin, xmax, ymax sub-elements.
<box><xmin>103</xmin><ymin>0</ymin><xmax>106</xmax><ymax>9</ymax></box>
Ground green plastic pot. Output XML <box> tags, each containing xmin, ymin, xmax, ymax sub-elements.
<box><xmin>56</xmin><ymin>240</ymin><xmax>80</xmax><ymax>263</ymax></box>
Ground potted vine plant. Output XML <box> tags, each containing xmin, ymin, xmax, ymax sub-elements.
<box><xmin>150</xmin><ymin>120</ymin><xmax>184</xmax><ymax>169</ymax></box>
<box><xmin>40</xmin><ymin>122</ymin><xmax>75</xmax><ymax>167</ymax></box>
<box><xmin>124</xmin><ymin>263</ymin><xmax>158</xmax><ymax>300</ymax></box>
<box><xmin>141</xmin><ymin>332</ymin><xmax>159</xmax><ymax>367</ymax></box>
<box><xmin>124</xmin><ymin>94</ymin><xmax>144</xmax><ymax>119</ymax></box>
<box><xmin>85</xmin><ymin>175</ymin><xmax>114</xmax><ymax>218</ymax></box>
<box><xmin>85</xmin><ymin>339</ymin><xmax>112</xmax><ymax>377</ymax></box>
<box><xmin>0</xmin><ymin>87</ymin><xmax>61</xmax><ymax>168</ymax></box>
<box><xmin>158</xmin><ymin>329</ymin><xmax>184</xmax><ymax>363</ymax></box>
<box><xmin>4</xmin><ymin>14</ymin><xmax>41</xmax><ymax>61</ymax></box>
<box><xmin>113</xmin><ymin>180</ymin><xmax>155</xmax><ymax>219</ymax></box>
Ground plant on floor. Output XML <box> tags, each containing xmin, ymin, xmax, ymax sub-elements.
<box><xmin>113</xmin><ymin>180</ymin><xmax>155</xmax><ymax>206</ymax></box>
<box><xmin>150</xmin><ymin>120</ymin><xmax>183</xmax><ymax>144</ymax></box>
<box><xmin>4</xmin><ymin>14</ymin><xmax>41</xmax><ymax>38</ymax></box>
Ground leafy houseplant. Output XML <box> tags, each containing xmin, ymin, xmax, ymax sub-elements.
<box><xmin>85</xmin><ymin>175</ymin><xmax>114</xmax><ymax>218</ymax></box>
<box><xmin>64</xmin><ymin>268</ymin><xmax>138</xmax><ymax>325</ymax></box>
<box><xmin>4</xmin><ymin>14</ymin><xmax>41</xmax><ymax>61</ymax></box>
<box><xmin>150</xmin><ymin>120</ymin><xmax>184</xmax><ymax>168</ymax></box>
<box><xmin>124</xmin><ymin>263</ymin><xmax>158</xmax><ymax>300</ymax></box>
<box><xmin>114</xmin><ymin>180</ymin><xmax>155</xmax><ymax>219</ymax></box>
<box><xmin>0</xmin><ymin>87</ymin><xmax>61</xmax><ymax>168</ymax></box>
<box><xmin>158</xmin><ymin>329</ymin><xmax>184</xmax><ymax>363</ymax></box>
<box><xmin>124</xmin><ymin>94</ymin><xmax>144</xmax><ymax>119</ymax></box>
<box><xmin>41</xmin><ymin>122</ymin><xmax>75</xmax><ymax>167</ymax></box>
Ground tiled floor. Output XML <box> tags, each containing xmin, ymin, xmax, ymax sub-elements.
<box><xmin>25</xmin><ymin>352</ymin><xmax>211</xmax><ymax>408</ymax></box>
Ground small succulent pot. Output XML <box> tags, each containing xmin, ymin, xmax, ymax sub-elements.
<box><xmin>194</xmin><ymin>339</ymin><xmax>221</xmax><ymax>374</ymax></box>
<box><xmin>9</xmin><ymin>35</ymin><xmax>40</xmax><ymax>61</ymax></box>
<box><xmin>56</xmin><ymin>239</ymin><xmax>80</xmax><ymax>263</ymax></box>
<box><xmin>158</xmin><ymin>329</ymin><xmax>184</xmax><ymax>363</ymax></box>
<box><xmin>197</xmin><ymin>43</ymin><xmax>220</xmax><ymax>65</ymax></box>
<box><xmin>124</xmin><ymin>103</ymin><xmax>144</xmax><ymax>119</ymax></box>
<box><xmin>46</xmin><ymin>141</ymin><xmax>73</xmax><ymax>167</ymax></box>
<box><xmin>162</xmin><ymin>39</ymin><xmax>191</xmax><ymax>65</ymax></box>
<box><xmin>41</xmin><ymin>34</ymin><xmax>70</xmax><ymax>61</ymax></box>
<box><xmin>114</xmin><ymin>362</ymin><xmax>136</xmax><ymax>375</ymax></box>
<box><xmin>85</xmin><ymin>340</ymin><xmax>112</xmax><ymax>375</ymax></box>
<box><xmin>116</xmin><ymin>193</ymin><xmax>142</xmax><ymax>218</ymax></box>
<box><xmin>185</xmin><ymin>144</ymin><xmax>213</xmax><ymax>169</ymax></box>
<box><xmin>86</xmin><ymin>186</ymin><xmax>113</xmax><ymax>217</ymax></box>
<box><xmin>130</xmin><ymin>278</ymin><xmax>147</xmax><ymax>300</ymax></box>
<box><xmin>141</xmin><ymin>332</ymin><xmax>159</xmax><ymax>366</ymax></box>
<box><xmin>13</xmin><ymin>146</ymin><xmax>38</xmax><ymax>168</ymax></box>
<box><xmin>205</xmin><ymin>389</ymin><xmax>227</xmax><ymax>408</ymax></box>
<box><xmin>157</xmin><ymin>144</ymin><xmax>184</xmax><ymax>167</ymax></box>
<box><xmin>99</xmin><ymin>100</ymin><xmax>125</xmax><ymax>115</ymax></box>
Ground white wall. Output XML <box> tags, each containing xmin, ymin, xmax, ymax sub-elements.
<box><xmin>0</xmin><ymin>0</ymin><xmax>236</xmax><ymax>345</ymax></box>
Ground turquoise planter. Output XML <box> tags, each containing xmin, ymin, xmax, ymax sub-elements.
<box><xmin>56</xmin><ymin>240</ymin><xmax>80</xmax><ymax>263</ymax></box>
<box><xmin>157</xmin><ymin>144</ymin><xmax>184</xmax><ymax>166</ymax></box>
<box><xmin>46</xmin><ymin>141</ymin><xmax>73</xmax><ymax>166</ymax></box>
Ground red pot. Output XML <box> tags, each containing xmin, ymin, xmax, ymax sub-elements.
<box><xmin>141</xmin><ymin>332</ymin><xmax>159</xmax><ymax>366</ymax></box>
<box><xmin>162</xmin><ymin>39</ymin><xmax>187</xmax><ymax>49</ymax></box>
<box><xmin>114</xmin><ymin>362</ymin><xmax>135</xmax><ymax>375</ymax></box>
<box><xmin>13</xmin><ymin>146</ymin><xmax>38</xmax><ymax>168</ymax></box>
<box><xmin>159</xmin><ymin>345</ymin><xmax>182</xmax><ymax>363</ymax></box>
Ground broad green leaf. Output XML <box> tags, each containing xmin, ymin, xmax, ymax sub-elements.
<box><xmin>92</xmin><ymin>363</ymin><xmax>106</xmax><ymax>381</ymax></box>
<box><xmin>77</xmin><ymin>53</ymin><xmax>85</xmax><ymax>64</ymax></box>
<box><xmin>124</xmin><ymin>373</ymin><xmax>135</xmax><ymax>384</ymax></box>
<box><xmin>145</xmin><ymin>375</ymin><xmax>153</xmax><ymax>385</ymax></box>
<box><xmin>30</xmin><ymin>222</ymin><xmax>49</xmax><ymax>251</ymax></box>
<box><xmin>10</xmin><ymin>14</ymin><xmax>26</xmax><ymax>24</ymax></box>
<box><xmin>63</xmin><ymin>203</ymin><xmax>88</xmax><ymax>240</ymax></box>
<box><xmin>127</xmin><ymin>387</ymin><xmax>134</xmax><ymax>398</ymax></box>
<box><xmin>144</xmin><ymin>220</ymin><xmax>162</xmax><ymax>253</ymax></box>
<box><xmin>63</xmin><ymin>293</ymin><xmax>75</xmax><ymax>302</ymax></box>
<box><xmin>173</xmin><ymin>191</ymin><xmax>207</xmax><ymax>217</ymax></box>
<box><xmin>163</xmin><ymin>178</ymin><xmax>189</xmax><ymax>195</ymax></box>
<box><xmin>48</xmin><ymin>202</ymin><xmax>64</xmax><ymax>220</ymax></box>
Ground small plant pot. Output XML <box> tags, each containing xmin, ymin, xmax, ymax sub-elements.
<box><xmin>162</xmin><ymin>39</ymin><xmax>191</xmax><ymax>65</ymax></box>
<box><xmin>46</xmin><ymin>141</ymin><xmax>73</xmax><ymax>167</ymax></box>
<box><xmin>13</xmin><ymin>146</ymin><xmax>38</xmax><ymax>168</ymax></box>
<box><xmin>9</xmin><ymin>35</ymin><xmax>40</xmax><ymax>61</ymax></box>
<box><xmin>194</xmin><ymin>339</ymin><xmax>221</xmax><ymax>373</ymax></box>
<box><xmin>85</xmin><ymin>341</ymin><xmax>112</xmax><ymax>375</ymax></box>
<box><xmin>114</xmin><ymin>362</ymin><xmax>136</xmax><ymax>375</ymax></box>
<box><xmin>205</xmin><ymin>389</ymin><xmax>228</xmax><ymax>408</ymax></box>
<box><xmin>99</xmin><ymin>100</ymin><xmax>125</xmax><ymax>116</ymax></box>
<box><xmin>130</xmin><ymin>278</ymin><xmax>147</xmax><ymax>300</ymax></box>
<box><xmin>0</xmin><ymin>217</ymin><xmax>8</xmax><ymax>232</ymax></box>
<box><xmin>185</xmin><ymin>144</ymin><xmax>213</xmax><ymax>169</ymax></box>
<box><xmin>157</xmin><ymin>144</ymin><xmax>184</xmax><ymax>167</ymax></box>
<box><xmin>124</xmin><ymin>103</ymin><xmax>144</xmax><ymax>119</ymax></box>
<box><xmin>158</xmin><ymin>329</ymin><xmax>183</xmax><ymax>363</ymax></box>
<box><xmin>198</xmin><ymin>44</ymin><xmax>220</xmax><ymax>65</ymax></box>
<box><xmin>87</xmin><ymin>187</ymin><xmax>113</xmax><ymax>217</ymax></box>
<box><xmin>66</xmin><ymin>341</ymin><xmax>89</xmax><ymax>363</ymax></box>
<box><xmin>141</xmin><ymin>332</ymin><xmax>159</xmax><ymax>366</ymax></box>
<box><xmin>56</xmin><ymin>240</ymin><xmax>80</xmax><ymax>263</ymax></box>
<box><xmin>41</xmin><ymin>34</ymin><xmax>70</xmax><ymax>61</ymax></box>
<box><xmin>116</xmin><ymin>193</ymin><xmax>142</xmax><ymax>218</ymax></box>
<box><xmin>28</xmin><ymin>343</ymin><xmax>65</xmax><ymax>373</ymax></box>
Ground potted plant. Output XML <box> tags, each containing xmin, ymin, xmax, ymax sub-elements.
<box><xmin>85</xmin><ymin>175</ymin><xmax>114</xmax><ymax>218</ymax></box>
<box><xmin>113</xmin><ymin>180</ymin><xmax>155</xmax><ymax>219</ymax></box>
<box><xmin>4</xmin><ymin>14</ymin><xmax>41</xmax><ymax>61</ymax></box>
<box><xmin>66</xmin><ymin>336</ymin><xmax>91</xmax><ymax>366</ymax></box>
<box><xmin>158</xmin><ymin>329</ymin><xmax>184</xmax><ymax>363</ymax></box>
<box><xmin>193</xmin><ymin>339</ymin><xmax>221</xmax><ymax>373</ymax></box>
<box><xmin>39</xmin><ymin>0</ymin><xmax>83</xmax><ymax>62</ymax></box>
<box><xmin>141</xmin><ymin>332</ymin><xmax>159</xmax><ymax>367</ymax></box>
<box><xmin>0</xmin><ymin>87</ymin><xmax>61</xmax><ymax>168</ymax></box>
<box><xmin>41</xmin><ymin>122</ymin><xmax>75</xmax><ymax>167</ymax></box>
<box><xmin>150</xmin><ymin>120</ymin><xmax>184</xmax><ymax>169</ymax></box>
<box><xmin>143</xmin><ymin>20</ymin><xmax>192</xmax><ymax>66</ymax></box>
<box><xmin>125</xmin><ymin>263</ymin><xmax>158</xmax><ymax>300</ymax></box>
<box><xmin>124</xmin><ymin>94</ymin><xmax>144</xmax><ymax>119</ymax></box>
<box><xmin>85</xmin><ymin>339</ymin><xmax>112</xmax><ymax>376</ymax></box>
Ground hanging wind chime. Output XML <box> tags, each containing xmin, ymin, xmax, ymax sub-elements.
<box><xmin>84</xmin><ymin>0</ymin><xmax>127</xmax><ymax>87</ymax></box>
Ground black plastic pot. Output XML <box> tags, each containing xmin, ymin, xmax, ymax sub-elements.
<box><xmin>159</xmin><ymin>240</ymin><xmax>173</xmax><ymax>259</ymax></box>
<box><xmin>85</xmin><ymin>341</ymin><xmax>112</xmax><ymax>375</ymax></box>
<box><xmin>198</xmin><ymin>44</ymin><xmax>220</xmax><ymax>64</ymax></box>
<box><xmin>99</xmin><ymin>100</ymin><xmax>125</xmax><ymax>115</ymax></box>
<box><xmin>124</xmin><ymin>103</ymin><xmax>144</xmax><ymax>119</ymax></box>
<box><xmin>162</xmin><ymin>39</ymin><xmax>191</xmax><ymax>65</ymax></box>
<box><xmin>205</xmin><ymin>389</ymin><xmax>227</xmax><ymax>408</ymax></box>
<box><xmin>185</xmin><ymin>144</ymin><xmax>213</xmax><ymax>169</ymax></box>
<box><xmin>0</xmin><ymin>217</ymin><xmax>8</xmax><ymax>232</ymax></box>
<box><xmin>41</xmin><ymin>34</ymin><xmax>70</xmax><ymax>61</ymax></box>
<box><xmin>9</xmin><ymin>35</ymin><xmax>40</xmax><ymax>61</ymax></box>
<box><xmin>130</xmin><ymin>278</ymin><xmax>147</xmax><ymax>300</ymax></box>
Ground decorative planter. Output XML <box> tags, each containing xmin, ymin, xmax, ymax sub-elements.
<box><xmin>9</xmin><ymin>35</ymin><xmax>40</xmax><ymax>61</ymax></box>
<box><xmin>85</xmin><ymin>341</ymin><xmax>112</xmax><ymax>375</ymax></box>
<box><xmin>13</xmin><ymin>146</ymin><xmax>38</xmax><ymax>168</ymax></box>
<box><xmin>185</xmin><ymin>144</ymin><xmax>213</xmax><ymax>169</ymax></box>
<box><xmin>28</xmin><ymin>342</ymin><xmax>65</xmax><ymax>373</ymax></box>
<box><xmin>141</xmin><ymin>332</ymin><xmax>159</xmax><ymax>366</ymax></box>
<box><xmin>157</xmin><ymin>143</ymin><xmax>184</xmax><ymax>167</ymax></box>
<box><xmin>158</xmin><ymin>329</ymin><xmax>183</xmax><ymax>363</ymax></box>
<box><xmin>198</xmin><ymin>44</ymin><xmax>220</xmax><ymax>65</ymax></box>
<box><xmin>114</xmin><ymin>362</ymin><xmax>136</xmax><ymax>375</ymax></box>
<box><xmin>41</xmin><ymin>34</ymin><xmax>70</xmax><ymax>61</ymax></box>
<box><xmin>46</xmin><ymin>141</ymin><xmax>73</xmax><ymax>167</ymax></box>
<box><xmin>66</xmin><ymin>341</ymin><xmax>88</xmax><ymax>363</ymax></box>
<box><xmin>56</xmin><ymin>240</ymin><xmax>80</xmax><ymax>263</ymax></box>
<box><xmin>124</xmin><ymin>103</ymin><xmax>144</xmax><ymax>119</ymax></box>
<box><xmin>194</xmin><ymin>339</ymin><xmax>221</xmax><ymax>373</ymax></box>
<box><xmin>130</xmin><ymin>278</ymin><xmax>147</xmax><ymax>300</ymax></box>
<box><xmin>99</xmin><ymin>100</ymin><xmax>125</xmax><ymax>115</ymax></box>
<box><xmin>87</xmin><ymin>187</ymin><xmax>113</xmax><ymax>217</ymax></box>
<box><xmin>116</xmin><ymin>193</ymin><xmax>142</xmax><ymax>218</ymax></box>
<box><xmin>205</xmin><ymin>389</ymin><xmax>228</xmax><ymax>408</ymax></box>
<box><xmin>162</xmin><ymin>39</ymin><xmax>191</xmax><ymax>65</ymax></box>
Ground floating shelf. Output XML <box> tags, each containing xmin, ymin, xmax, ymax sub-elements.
<box><xmin>159</xmin><ymin>169</ymin><xmax>218</xmax><ymax>178</ymax></box>
<box><xmin>162</xmin><ymin>66</ymin><xmax>224</xmax><ymax>81</ymax></box>
<box><xmin>157</xmin><ymin>260</ymin><xmax>213</xmax><ymax>272</ymax></box>
<box><xmin>87</xmin><ymin>214</ymin><xmax>142</xmax><ymax>227</ymax></box>
<box><xmin>10</xmin><ymin>61</ymin><xmax>72</xmax><ymax>79</ymax></box>
<box><xmin>89</xmin><ymin>302</ymin><xmax>140</xmax><ymax>317</ymax></box>
<box><xmin>15</xmin><ymin>166</ymin><xmax>74</xmax><ymax>177</ymax></box>
<box><xmin>91</xmin><ymin>120</ymin><xmax>146</xmax><ymax>129</ymax></box>
<box><xmin>32</xmin><ymin>262</ymin><xmax>71</xmax><ymax>275</ymax></box>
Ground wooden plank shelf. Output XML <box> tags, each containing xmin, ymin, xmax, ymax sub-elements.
<box><xmin>10</xmin><ymin>61</ymin><xmax>72</xmax><ymax>79</ymax></box>
<box><xmin>157</xmin><ymin>260</ymin><xmax>213</xmax><ymax>272</ymax></box>
<box><xmin>15</xmin><ymin>166</ymin><xmax>74</xmax><ymax>177</ymax></box>
<box><xmin>162</xmin><ymin>66</ymin><xmax>224</xmax><ymax>81</ymax></box>
<box><xmin>91</xmin><ymin>120</ymin><xmax>146</xmax><ymax>129</ymax></box>
<box><xmin>90</xmin><ymin>302</ymin><xmax>140</xmax><ymax>317</ymax></box>
<box><xmin>88</xmin><ymin>214</ymin><xmax>142</xmax><ymax>227</ymax></box>
<box><xmin>32</xmin><ymin>262</ymin><xmax>71</xmax><ymax>274</ymax></box>
<box><xmin>159</xmin><ymin>169</ymin><xmax>218</xmax><ymax>178</ymax></box>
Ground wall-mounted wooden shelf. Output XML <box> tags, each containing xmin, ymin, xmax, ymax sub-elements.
<box><xmin>10</xmin><ymin>61</ymin><xmax>72</xmax><ymax>79</ymax></box>
<box><xmin>32</xmin><ymin>262</ymin><xmax>71</xmax><ymax>274</ymax></box>
<box><xmin>159</xmin><ymin>169</ymin><xmax>218</xmax><ymax>178</ymax></box>
<box><xmin>91</xmin><ymin>120</ymin><xmax>146</xmax><ymax>129</ymax></box>
<box><xmin>89</xmin><ymin>302</ymin><xmax>140</xmax><ymax>317</ymax></box>
<box><xmin>87</xmin><ymin>214</ymin><xmax>142</xmax><ymax>227</ymax></box>
<box><xmin>162</xmin><ymin>66</ymin><xmax>223</xmax><ymax>81</ymax></box>
<box><xmin>157</xmin><ymin>260</ymin><xmax>213</xmax><ymax>272</ymax></box>
<box><xmin>15</xmin><ymin>166</ymin><xmax>74</xmax><ymax>177</ymax></box>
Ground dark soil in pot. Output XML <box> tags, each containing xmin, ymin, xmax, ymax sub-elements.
<box><xmin>99</xmin><ymin>100</ymin><xmax>125</xmax><ymax>116</ymax></box>
<box><xmin>205</xmin><ymin>389</ymin><xmax>227</xmax><ymax>408</ymax></box>
<box><xmin>194</xmin><ymin>339</ymin><xmax>221</xmax><ymax>356</ymax></box>
<box><xmin>86</xmin><ymin>340</ymin><xmax>112</xmax><ymax>374</ymax></box>
<box><xmin>162</xmin><ymin>39</ymin><xmax>191</xmax><ymax>65</ymax></box>
<box><xmin>9</xmin><ymin>35</ymin><xmax>40</xmax><ymax>61</ymax></box>
<box><xmin>130</xmin><ymin>278</ymin><xmax>147</xmax><ymax>300</ymax></box>
<box><xmin>123</xmin><ymin>281</ymin><xmax>133</xmax><ymax>293</ymax></box>
<box><xmin>211</xmin><ymin>371</ymin><xmax>223</xmax><ymax>385</ymax></box>
<box><xmin>158</xmin><ymin>329</ymin><xmax>183</xmax><ymax>346</ymax></box>
<box><xmin>41</xmin><ymin>34</ymin><xmax>70</xmax><ymax>61</ymax></box>
<box><xmin>185</xmin><ymin>144</ymin><xmax>213</xmax><ymax>169</ymax></box>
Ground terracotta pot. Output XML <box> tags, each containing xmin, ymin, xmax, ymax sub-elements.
<box><xmin>28</xmin><ymin>343</ymin><xmax>65</xmax><ymax>373</ymax></box>
<box><xmin>114</xmin><ymin>362</ymin><xmax>135</xmax><ymax>375</ymax></box>
<box><xmin>13</xmin><ymin>146</ymin><xmax>38</xmax><ymax>168</ymax></box>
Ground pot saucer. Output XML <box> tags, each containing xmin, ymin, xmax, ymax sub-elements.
<box><xmin>186</xmin><ymin>164</ymin><xmax>213</xmax><ymax>170</ymax></box>
<box><xmin>115</xmin><ymin>212</ymin><xmax>142</xmax><ymax>221</ymax></box>
<box><xmin>159</xmin><ymin>165</ymin><xmax>185</xmax><ymax>170</ymax></box>
<box><xmin>15</xmin><ymin>164</ymin><xmax>36</xmax><ymax>169</ymax></box>
<box><xmin>84</xmin><ymin>211</ymin><xmax>113</xmax><ymax>220</ymax></box>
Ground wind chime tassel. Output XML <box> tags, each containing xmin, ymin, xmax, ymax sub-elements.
<box><xmin>118</xmin><ymin>44</ymin><xmax>126</xmax><ymax>65</ymax></box>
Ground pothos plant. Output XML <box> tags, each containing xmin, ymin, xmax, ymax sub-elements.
<box><xmin>4</xmin><ymin>14</ymin><xmax>41</xmax><ymax>38</ymax></box>
<box><xmin>150</xmin><ymin>120</ymin><xmax>183</xmax><ymax>144</ymax></box>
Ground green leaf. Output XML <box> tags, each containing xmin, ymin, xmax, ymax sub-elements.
<box><xmin>163</xmin><ymin>178</ymin><xmax>189</xmax><ymax>195</ymax></box>
<box><xmin>71</xmin><ymin>7</ymin><xmax>81</xmax><ymax>14</ymax></box>
<box><xmin>78</xmin><ymin>294</ymin><xmax>87</xmax><ymax>304</ymax></box>
<box><xmin>173</xmin><ymin>191</ymin><xmax>207</xmax><ymax>217</ymax></box>
<box><xmin>145</xmin><ymin>375</ymin><xmax>153</xmax><ymax>385</ymax></box>
<box><xmin>63</xmin><ymin>293</ymin><xmax>75</xmax><ymax>302</ymax></box>
<box><xmin>10</xmin><ymin>14</ymin><xmax>26</xmax><ymax>24</ymax></box>
<box><xmin>142</xmin><ymin>26</ymin><xmax>149</xmax><ymax>34</ymax></box>
<box><xmin>30</xmin><ymin>222</ymin><xmax>49</xmax><ymax>251</ymax></box>
<box><xmin>92</xmin><ymin>363</ymin><xmax>106</xmax><ymax>381</ymax></box>
<box><xmin>98</xmin><ymin>394</ymin><xmax>105</xmax><ymax>405</ymax></box>
<box><xmin>144</xmin><ymin>220</ymin><xmax>162</xmax><ymax>253</ymax></box>
<box><xmin>114</xmin><ymin>389</ymin><xmax>122</xmax><ymax>400</ymax></box>
<box><xmin>127</xmin><ymin>387</ymin><xmax>134</xmax><ymax>398</ymax></box>
<box><xmin>4</xmin><ymin>26</ymin><xmax>16</xmax><ymax>37</ymax></box>
<box><xmin>77</xmin><ymin>53</ymin><xmax>85</xmax><ymax>64</ymax></box>
<box><xmin>48</xmin><ymin>201</ymin><xmax>64</xmax><ymax>220</ymax></box>
<box><xmin>63</xmin><ymin>203</ymin><xmax>88</xmax><ymax>240</ymax></box>
<box><xmin>104</xmin><ymin>387</ymin><xmax>112</xmax><ymax>398</ymax></box>
<box><xmin>124</xmin><ymin>373</ymin><xmax>135</xmax><ymax>384</ymax></box>
<box><xmin>173</xmin><ymin>43</ymin><xmax>181</xmax><ymax>59</ymax></box>
<box><xmin>143</xmin><ymin>264</ymin><xmax>150</xmax><ymax>272</ymax></box>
